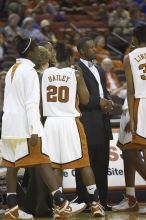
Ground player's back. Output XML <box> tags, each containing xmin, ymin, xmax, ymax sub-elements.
<box><xmin>2</xmin><ymin>60</ymin><xmax>40</xmax><ymax>138</ymax></box>
<box><xmin>42</xmin><ymin>67</ymin><xmax>80</xmax><ymax>117</ymax></box>
<box><xmin>129</xmin><ymin>47</ymin><xmax>146</xmax><ymax>98</ymax></box>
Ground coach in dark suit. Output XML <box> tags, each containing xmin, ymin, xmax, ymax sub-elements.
<box><xmin>75</xmin><ymin>37</ymin><xmax>113</xmax><ymax>210</ymax></box>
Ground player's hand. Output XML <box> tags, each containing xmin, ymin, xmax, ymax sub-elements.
<box><xmin>99</xmin><ymin>98</ymin><xmax>113</xmax><ymax>113</ymax></box>
<box><xmin>29</xmin><ymin>134</ymin><xmax>38</xmax><ymax>147</ymax></box>
<box><xmin>124</xmin><ymin>121</ymin><xmax>130</xmax><ymax>133</ymax></box>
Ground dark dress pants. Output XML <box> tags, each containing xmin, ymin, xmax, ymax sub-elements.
<box><xmin>75</xmin><ymin>140</ymin><xmax>110</xmax><ymax>206</ymax></box>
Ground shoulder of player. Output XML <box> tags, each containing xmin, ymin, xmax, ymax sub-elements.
<box><xmin>74</xmin><ymin>68</ymin><xmax>84</xmax><ymax>81</ymax></box>
<box><xmin>43</xmin><ymin>67</ymin><xmax>55</xmax><ymax>76</ymax></box>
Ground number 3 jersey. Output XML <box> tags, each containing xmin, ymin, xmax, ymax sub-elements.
<box><xmin>42</xmin><ymin>67</ymin><xmax>80</xmax><ymax>117</ymax></box>
<box><xmin>129</xmin><ymin>47</ymin><xmax>146</xmax><ymax>98</ymax></box>
<box><xmin>129</xmin><ymin>48</ymin><xmax>146</xmax><ymax>145</ymax></box>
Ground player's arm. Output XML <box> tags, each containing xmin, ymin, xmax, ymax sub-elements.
<box><xmin>24</xmin><ymin>69</ymin><xmax>40</xmax><ymax>145</ymax></box>
<box><xmin>123</xmin><ymin>54</ymin><xmax>135</xmax><ymax>133</ymax></box>
<box><xmin>75</xmin><ymin>69</ymin><xmax>90</xmax><ymax>105</ymax></box>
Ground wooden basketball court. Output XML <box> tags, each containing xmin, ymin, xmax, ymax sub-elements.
<box><xmin>35</xmin><ymin>211</ymin><xmax>146</xmax><ymax>220</ymax></box>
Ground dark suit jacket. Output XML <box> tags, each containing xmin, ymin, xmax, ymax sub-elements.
<box><xmin>78</xmin><ymin>61</ymin><xmax>113</xmax><ymax>145</ymax></box>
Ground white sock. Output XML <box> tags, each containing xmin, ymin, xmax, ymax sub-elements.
<box><xmin>126</xmin><ymin>187</ymin><xmax>135</xmax><ymax>197</ymax></box>
<box><xmin>86</xmin><ymin>184</ymin><xmax>96</xmax><ymax>194</ymax></box>
<box><xmin>7</xmin><ymin>193</ymin><xmax>17</xmax><ymax>196</ymax></box>
<box><xmin>59</xmin><ymin>187</ymin><xmax>63</xmax><ymax>192</ymax></box>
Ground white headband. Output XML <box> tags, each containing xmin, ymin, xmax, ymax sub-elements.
<box><xmin>22</xmin><ymin>38</ymin><xmax>32</xmax><ymax>54</ymax></box>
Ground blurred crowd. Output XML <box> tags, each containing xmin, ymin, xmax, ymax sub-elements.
<box><xmin>1</xmin><ymin>0</ymin><xmax>146</xmax><ymax>120</ymax></box>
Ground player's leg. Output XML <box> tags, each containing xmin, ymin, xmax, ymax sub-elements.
<box><xmin>53</xmin><ymin>168</ymin><xmax>63</xmax><ymax>189</ymax></box>
<box><xmin>80</xmin><ymin>166</ymin><xmax>105</xmax><ymax>217</ymax></box>
<box><xmin>137</xmin><ymin>149</ymin><xmax>146</xmax><ymax>214</ymax></box>
<box><xmin>38</xmin><ymin>164</ymin><xmax>86</xmax><ymax>219</ymax></box>
<box><xmin>123</xmin><ymin>150</ymin><xmax>146</xmax><ymax>181</ymax></box>
<box><xmin>5</xmin><ymin>167</ymin><xmax>34</xmax><ymax>220</ymax></box>
<box><xmin>142</xmin><ymin>149</ymin><xmax>146</xmax><ymax>163</ymax></box>
<box><xmin>1</xmin><ymin>139</ymin><xmax>34</xmax><ymax>220</ymax></box>
<box><xmin>112</xmin><ymin>150</ymin><xmax>138</xmax><ymax>211</ymax></box>
<box><xmin>5</xmin><ymin>167</ymin><xmax>19</xmax><ymax>219</ymax></box>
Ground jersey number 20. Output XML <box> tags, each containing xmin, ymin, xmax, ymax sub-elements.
<box><xmin>47</xmin><ymin>85</ymin><xmax>69</xmax><ymax>103</ymax></box>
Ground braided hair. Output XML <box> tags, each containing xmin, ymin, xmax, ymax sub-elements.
<box><xmin>55</xmin><ymin>42</ymin><xmax>73</xmax><ymax>62</ymax></box>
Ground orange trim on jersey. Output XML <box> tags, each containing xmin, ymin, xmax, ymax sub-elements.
<box><xmin>51</xmin><ymin>118</ymin><xmax>90</xmax><ymax>170</ymax></box>
<box><xmin>2</xmin><ymin>138</ymin><xmax>51</xmax><ymax>168</ymax></box>
<box><xmin>75</xmin><ymin>96</ymin><xmax>81</xmax><ymax>115</ymax></box>
<box><xmin>117</xmin><ymin>140</ymin><xmax>145</xmax><ymax>151</ymax></box>
<box><xmin>2</xmin><ymin>159</ymin><xmax>15</xmax><ymax>168</ymax></box>
<box><xmin>132</xmin><ymin>133</ymin><xmax>146</xmax><ymax>146</ymax></box>
<box><xmin>11</xmin><ymin>63</ymin><xmax>20</xmax><ymax>82</ymax></box>
<box><xmin>133</xmin><ymin>98</ymin><xmax>140</xmax><ymax>127</ymax></box>
<box><xmin>16</xmin><ymin>138</ymin><xmax>51</xmax><ymax>168</ymax></box>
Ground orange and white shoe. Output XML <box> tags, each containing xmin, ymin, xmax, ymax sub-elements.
<box><xmin>112</xmin><ymin>195</ymin><xmax>139</xmax><ymax>212</ymax></box>
<box><xmin>4</xmin><ymin>206</ymin><xmax>33</xmax><ymax>220</ymax></box>
<box><xmin>4</xmin><ymin>205</ymin><xmax>19</xmax><ymax>219</ymax></box>
<box><xmin>90</xmin><ymin>201</ymin><xmax>105</xmax><ymax>217</ymax></box>
<box><xmin>53</xmin><ymin>200</ymin><xmax>86</xmax><ymax>219</ymax></box>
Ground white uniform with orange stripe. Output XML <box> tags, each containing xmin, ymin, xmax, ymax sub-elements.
<box><xmin>42</xmin><ymin>67</ymin><xmax>89</xmax><ymax>169</ymax></box>
<box><xmin>1</xmin><ymin>58</ymin><xmax>51</xmax><ymax>167</ymax></box>
<box><xmin>42</xmin><ymin>67</ymin><xmax>80</xmax><ymax>117</ymax></box>
<box><xmin>129</xmin><ymin>48</ymin><xmax>146</xmax><ymax>145</ymax></box>
<box><xmin>117</xmin><ymin>99</ymin><xmax>134</xmax><ymax>150</ymax></box>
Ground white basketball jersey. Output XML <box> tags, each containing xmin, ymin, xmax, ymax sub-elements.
<box><xmin>42</xmin><ymin>67</ymin><xmax>80</xmax><ymax>117</ymax></box>
<box><xmin>129</xmin><ymin>47</ymin><xmax>146</xmax><ymax>98</ymax></box>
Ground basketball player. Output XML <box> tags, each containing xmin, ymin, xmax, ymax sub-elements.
<box><xmin>1</xmin><ymin>36</ymin><xmax>85</xmax><ymax>219</ymax></box>
<box><xmin>125</xmin><ymin>23</ymin><xmax>146</xmax><ymax>149</ymax></box>
<box><xmin>113</xmin><ymin>98</ymin><xmax>146</xmax><ymax>212</ymax></box>
<box><xmin>113</xmin><ymin>24</ymin><xmax>146</xmax><ymax>213</ymax></box>
<box><xmin>42</xmin><ymin>42</ymin><xmax>105</xmax><ymax>218</ymax></box>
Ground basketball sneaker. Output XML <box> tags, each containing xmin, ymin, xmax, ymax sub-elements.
<box><xmin>90</xmin><ymin>201</ymin><xmax>105</xmax><ymax>217</ymax></box>
<box><xmin>53</xmin><ymin>200</ymin><xmax>86</xmax><ymax>219</ymax></box>
<box><xmin>112</xmin><ymin>195</ymin><xmax>139</xmax><ymax>212</ymax></box>
<box><xmin>4</xmin><ymin>206</ymin><xmax>34</xmax><ymax>220</ymax></box>
<box><xmin>4</xmin><ymin>205</ymin><xmax>19</xmax><ymax>219</ymax></box>
<box><xmin>18</xmin><ymin>210</ymin><xmax>34</xmax><ymax>219</ymax></box>
<box><xmin>138</xmin><ymin>207</ymin><xmax>146</xmax><ymax>215</ymax></box>
<box><xmin>0</xmin><ymin>209</ymin><xmax>5</xmax><ymax>215</ymax></box>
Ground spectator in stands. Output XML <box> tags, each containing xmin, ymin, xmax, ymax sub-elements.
<box><xmin>0</xmin><ymin>30</ymin><xmax>7</xmax><ymax>64</ymax></box>
<box><xmin>92</xmin><ymin>33</ymin><xmax>110</xmax><ymax>64</ymax></box>
<box><xmin>21</xmin><ymin>17</ymin><xmax>44</xmax><ymax>43</ymax></box>
<box><xmin>40</xmin><ymin>19</ymin><xmax>57</xmax><ymax>43</ymax></box>
<box><xmin>108</xmin><ymin>3</ymin><xmax>134</xmax><ymax>35</ymax></box>
<box><xmin>67</xmin><ymin>32</ymin><xmax>80</xmax><ymax>60</ymax></box>
<box><xmin>59</xmin><ymin>0</ymin><xmax>83</xmax><ymax>14</ymax></box>
<box><xmin>4</xmin><ymin>13</ymin><xmax>20</xmax><ymax>43</ymax></box>
<box><xmin>91</xmin><ymin>32</ymin><xmax>123</xmax><ymax>68</ymax></box>
<box><xmin>96</xmin><ymin>3</ymin><xmax>108</xmax><ymax>24</ymax></box>
<box><xmin>24</xmin><ymin>0</ymin><xmax>49</xmax><ymax>16</ymax></box>
<box><xmin>130</xmin><ymin>8</ymin><xmax>146</xmax><ymax>26</ymax></box>
<box><xmin>7</xmin><ymin>1</ymin><xmax>22</xmax><ymax>16</ymax></box>
<box><xmin>136</xmin><ymin>0</ymin><xmax>146</xmax><ymax>14</ymax></box>
<box><xmin>101</xmin><ymin>57</ymin><xmax>127</xmax><ymax>99</ymax></box>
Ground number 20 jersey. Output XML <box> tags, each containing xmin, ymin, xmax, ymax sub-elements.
<box><xmin>42</xmin><ymin>67</ymin><xmax>80</xmax><ymax>117</ymax></box>
<box><xmin>129</xmin><ymin>47</ymin><xmax>146</xmax><ymax>98</ymax></box>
